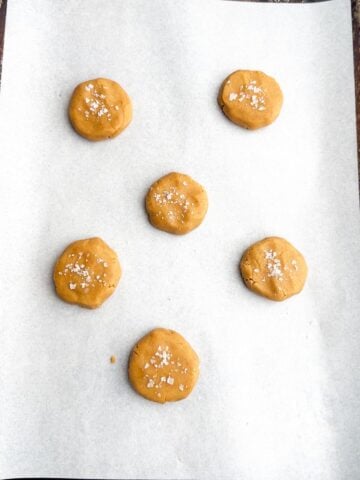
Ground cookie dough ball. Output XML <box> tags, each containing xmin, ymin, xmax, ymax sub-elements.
<box><xmin>218</xmin><ymin>70</ymin><xmax>283</xmax><ymax>129</ymax></box>
<box><xmin>145</xmin><ymin>172</ymin><xmax>208</xmax><ymax>235</ymax></box>
<box><xmin>128</xmin><ymin>328</ymin><xmax>200</xmax><ymax>403</ymax></box>
<box><xmin>240</xmin><ymin>237</ymin><xmax>307</xmax><ymax>301</ymax></box>
<box><xmin>68</xmin><ymin>78</ymin><xmax>132</xmax><ymax>141</ymax></box>
<box><xmin>53</xmin><ymin>237</ymin><xmax>121</xmax><ymax>309</ymax></box>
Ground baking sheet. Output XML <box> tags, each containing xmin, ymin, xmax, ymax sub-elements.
<box><xmin>0</xmin><ymin>1</ymin><xmax>359</xmax><ymax>479</ymax></box>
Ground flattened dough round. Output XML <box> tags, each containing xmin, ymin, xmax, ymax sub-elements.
<box><xmin>218</xmin><ymin>70</ymin><xmax>283</xmax><ymax>129</ymax></box>
<box><xmin>240</xmin><ymin>237</ymin><xmax>307</xmax><ymax>301</ymax></box>
<box><xmin>68</xmin><ymin>78</ymin><xmax>132</xmax><ymax>141</ymax></box>
<box><xmin>145</xmin><ymin>172</ymin><xmax>208</xmax><ymax>235</ymax></box>
<box><xmin>128</xmin><ymin>328</ymin><xmax>200</xmax><ymax>403</ymax></box>
<box><xmin>53</xmin><ymin>237</ymin><xmax>121</xmax><ymax>309</ymax></box>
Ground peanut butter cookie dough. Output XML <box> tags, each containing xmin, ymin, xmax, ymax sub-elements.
<box><xmin>53</xmin><ymin>237</ymin><xmax>121</xmax><ymax>309</ymax></box>
<box><xmin>128</xmin><ymin>328</ymin><xmax>200</xmax><ymax>404</ymax></box>
<box><xmin>68</xmin><ymin>78</ymin><xmax>132</xmax><ymax>140</ymax></box>
<box><xmin>240</xmin><ymin>237</ymin><xmax>307</xmax><ymax>301</ymax></box>
<box><xmin>145</xmin><ymin>172</ymin><xmax>208</xmax><ymax>235</ymax></box>
<box><xmin>218</xmin><ymin>70</ymin><xmax>283</xmax><ymax>129</ymax></box>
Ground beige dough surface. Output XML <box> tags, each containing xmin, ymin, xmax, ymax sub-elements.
<box><xmin>68</xmin><ymin>78</ymin><xmax>132</xmax><ymax>141</ymax></box>
<box><xmin>240</xmin><ymin>237</ymin><xmax>307</xmax><ymax>301</ymax></box>
<box><xmin>53</xmin><ymin>237</ymin><xmax>121</xmax><ymax>309</ymax></box>
<box><xmin>128</xmin><ymin>328</ymin><xmax>200</xmax><ymax>404</ymax></box>
<box><xmin>145</xmin><ymin>172</ymin><xmax>208</xmax><ymax>235</ymax></box>
<box><xmin>218</xmin><ymin>70</ymin><xmax>283</xmax><ymax>129</ymax></box>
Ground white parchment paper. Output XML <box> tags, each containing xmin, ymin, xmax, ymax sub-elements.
<box><xmin>0</xmin><ymin>1</ymin><xmax>359</xmax><ymax>479</ymax></box>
